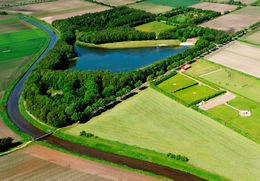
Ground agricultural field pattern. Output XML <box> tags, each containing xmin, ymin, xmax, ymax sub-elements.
<box><xmin>0</xmin><ymin>1</ymin><xmax>260</xmax><ymax>181</ymax></box>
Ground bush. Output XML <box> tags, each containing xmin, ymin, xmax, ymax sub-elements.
<box><xmin>80</xmin><ymin>131</ymin><xmax>95</xmax><ymax>138</ymax></box>
<box><xmin>167</xmin><ymin>153</ymin><xmax>189</xmax><ymax>162</ymax></box>
<box><xmin>0</xmin><ymin>137</ymin><xmax>14</xmax><ymax>152</ymax></box>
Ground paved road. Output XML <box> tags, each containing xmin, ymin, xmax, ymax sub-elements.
<box><xmin>6</xmin><ymin>17</ymin><xmax>205</xmax><ymax>181</ymax></box>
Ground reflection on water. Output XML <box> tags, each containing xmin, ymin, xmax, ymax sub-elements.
<box><xmin>70</xmin><ymin>45</ymin><xmax>190</xmax><ymax>72</ymax></box>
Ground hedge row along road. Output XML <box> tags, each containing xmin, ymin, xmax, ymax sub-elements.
<box><xmin>6</xmin><ymin>17</ymin><xmax>205</xmax><ymax>181</ymax></box>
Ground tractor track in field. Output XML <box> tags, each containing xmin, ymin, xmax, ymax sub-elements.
<box><xmin>6</xmin><ymin>17</ymin><xmax>205</xmax><ymax>181</ymax></box>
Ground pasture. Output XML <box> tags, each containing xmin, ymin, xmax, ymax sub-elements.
<box><xmin>158</xmin><ymin>74</ymin><xmax>197</xmax><ymax>93</ymax></box>
<box><xmin>190</xmin><ymin>2</ymin><xmax>238</xmax><ymax>14</ymax></box>
<box><xmin>208</xmin><ymin>96</ymin><xmax>260</xmax><ymax>143</ymax></box>
<box><xmin>96</xmin><ymin>0</ymin><xmax>138</xmax><ymax>6</ymax></box>
<box><xmin>144</xmin><ymin>0</ymin><xmax>200</xmax><ymax>7</ymax></box>
<box><xmin>5</xmin><ymin>0</ymin><xmax>110</xmax><ymax>23</ymax></box>
<box><xmin>135</xmin><ymin>21</ymin><xmax>174</xmax><ymax>35</ymax></box>
<box><xmin>185</xmin><ymin>60</ymin><xmax>260</xmax><ymax>103</ymax></box>
<box><xmin>66</xmin><ymin>88</ymin><xmax>260</xmax><ymax>181</ymax></box>
<box><xmin>206</xmin><ymin>41</ymin><xmax>260</xmax><ymax>78</ymax></box>
<box><xmin>239</xmin><ymin>27</ymin><xmax>260</xmax><ymax>46</ymax></box>
<box><xmin>127</xmin><ymin>2</ymin><xmax>173</xmax><ymax>14</ymax></box>
<box><xmin>201</xmin><ymin>6</ymin><xmax>260</xmax><ymax>33</ymax></box>
<box><xmin>0</xmin><ymin>16</ymin><xmax>49</xmax><ymax>92</ymax></box>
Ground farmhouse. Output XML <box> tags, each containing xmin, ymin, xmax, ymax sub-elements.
<box><xmin>181</xmin><ymin>64</ymin><xmax>191</xmax><ymax>71</ymax></box>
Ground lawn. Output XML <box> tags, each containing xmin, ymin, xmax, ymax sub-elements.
<box><xmin>127</xmin><ymin>2</ymin><xmax>173</xmax><ymax>14</ymax></box>
<box><xmin>208</xmin><ymin>97</ymin><xmax>260</xmax><ymax>143</ymax></box>
<box><xmin>158</xmin><ymin>74</ymin><xmax>197</xmax><ymax>93</ymax></box>
<box><xmin>0</xmin><ymin>16</ymin><xmax>49</xmax><ymax>92</ymax></box>
<box><xmin>135</xmin><ymin>21</ymin><xmax>174</xmax><ymax>35</ymax></box>
<box><xmin>185</xmin><ymin>59</ymin><xmax>260</xmax><ymax>103</ymax></box>
<box><xmin>145</xmin><ymin>0</ymin><xmax>200</xmax><ymax>7</ymax></box>
<box><xmin>66</xmin><ymin>88</ymin><xmax>260</xmax><ymax>181</ymax></box>
<box><xmin>173</xmin><ymin>84</ymin><xmax>222</xmax><ymax>104</ymax></box>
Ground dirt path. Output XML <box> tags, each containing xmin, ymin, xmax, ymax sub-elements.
<box><xmin>199</xmin><ymin>92</ymin><xmax>236</xmax><ymax>110</ymax></box>
<box><xmin>22</xmin><ymin>145</ymin><xmax>161</xmax><ymax>181</ymax></box>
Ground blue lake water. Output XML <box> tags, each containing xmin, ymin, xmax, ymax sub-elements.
<box><xmin>70</xmin><ymin>45</ymin><xmax>190</xmax><ymax>72</ymax></box>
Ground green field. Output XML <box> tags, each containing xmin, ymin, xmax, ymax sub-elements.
<box><xmin>0</xmin><ymin>16</ymin><xmax>49</xmax><ymax>92</ymax></box>
<box><xmin>185</xmin><ymin>59</ymin><xmax>260</xmax><ymax>103</ymax></box>
<box><xmin>208</xmin><ymin>96</ymin><xmax>260</xmax><ymax>143</ymax></box>
<box><xmin>144</xmin><ymin>0</ymin><xmax>200</xmax><ymax>7</ymax></box>
<box><xmin>135</xmin><ymin>21</ymin><xmax>174</xmax><ymax>35</ymax></box>
<box><xmin>157</xmin><ymin>73</ymin><xmax>222</xmax><ymax>105</ymax></box>
<box><xmin>158</xmin><ymin>74</ymin><xmax>197</xmax><ymax>93</ymax></box>
<box><xmin>66</xmin><ymin>88</ymin><xmax>260</xmax><ymax>181</ymax></box>
<box><xmin>185</xmin><ymin>59</ymin><xmax>260</xmax><ymax>143</ymax></box>
<box><xmin>173</xmin><ymin>84</ymin><xmax>221</xmax><ymax>104</ymax></box>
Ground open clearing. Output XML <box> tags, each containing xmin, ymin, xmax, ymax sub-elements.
<box><xmin>5</xmin><ymin>0</ymin><xmax>110</xmax><ymax>23</ymax></box>
<box><xmin>96</xmin><ymin>0</ymin><xmax>138</xmax><ymax>6</ymax></box>
<box><xmin>66</xmin><ymin>88</ymin><xmax>260</xmax><ymax>181</ymax></box>
<box><xmin>239</xmin><ymin>27</ymin><xmax>260</xmax><ymax>46</ymax></box>
<box><xmin>127</xmin><ymin>2</ymin><xmax>173</xmax><ymax>14</ymax></box>
<box><xmin>135</xmin><ymin>21</ymin><xmax>174</xmax><ymax>35</ymax></box>
<box><xmin>185</xmin><ymin>59</ymin><xmax>260</xmax><ymax>103</ymax></box>
<box><xmin>0</xmin><ymin>144</ymin><xmax>158</xmax><ymax>180</ymax></box>
<box><xmin>0</xmin><ymin>16</ymin><xmax>49</xmax><ymax>92</ymax></box>
<box><xmin>190</xmin><ymin>2</ymin><xmax>238</xmax><ymax>14</ymax></box>
<box><xmin>206</xmin><ymin>41</ymin><xmax>260</xmax><ymax>78</ymax></box>
<box><xmin>201</xmin><ymin>6</ymin><xmax>260</xmax><ymax>33</ymax></box>
<box><xmin>144</xmin><ymin>0</ymin><xmax>200</xmax><ymax>7</ymax></box>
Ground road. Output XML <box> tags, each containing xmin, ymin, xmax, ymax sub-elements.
<box><xmin>6</xmin><ymin>17</ymin><xmax>205</xmax><ymax>181</ymax></box>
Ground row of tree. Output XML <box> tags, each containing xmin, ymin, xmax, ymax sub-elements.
<box><xmin>77</xmin><ymin>27</ymin><xmax>156</xmax><ymax>44</ymax></box>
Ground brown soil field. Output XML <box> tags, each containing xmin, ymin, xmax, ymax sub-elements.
<box><xmin>0</xmin><ymin>15</ymin><xmax>15</xmax><ymax>20</ymax></box>
<box><xmin>6</xmin><ymin>0</ymin><xmax>110</xmax><ymax>23</ymax></box>
<box><xmin>97</xmin><ymin>0</ymin><xmax>138</xmax><ymax>6</ymax></box>
<box><xmin>206</xmin><ymin>41</ymin><xmax>260</xmax><ymax>78</ymax></box>
<box><xmin>127</xmin><ymin>2</ymin><xmax>173</xmax><ymax>14</ymax></box>
<box><xmin>0</xmin><ymin>20</ymin><xmax>33</xmax><ymax>33</ymax></box>
<box><xmin>201</xmin><ymin>6</ymin><xmax>260</xmax><ymax>33</ymax></box>
<box><xmin>0</xmin><ymin>120</ymin><xmax>20</xmax><ymax>140</ymax></box>
<box><xmin>191</xmin><ymin>2</ymin><xmax>238</xmax><ymax>14</ymax></box>
<box><xmin>240</xmin><ymin>28</ymin><xmax>260</xmax><ymax>46</ymax></box>
<box><xmin>0</xmin><ymin>144</ymin><xmax>160</xmax><ymax>181</ymax></box>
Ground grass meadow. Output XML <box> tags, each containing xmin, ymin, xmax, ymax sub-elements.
<box><xmin>135</xmin><ymin>21</ymin><xmax>174</xmax><ymax>36</ymax></box>
<box><xmin>239</xmin><ymin>28</ymin><xmax>260</xmax><ymax>46</ymax></box>
<box><xmin>66</xmin><ymin>88</ymin><xmax>260</xmax><ymax>181</ymax></box>
<box><xmin>208</xmin><ymin>96</ymin><xmax>260</xmax><ymax>143</ymax></box>
<box><xmin>185</xmin><ymin>59</ymin><xmax>260</xmax><ymax>103</ymax></box>
<box><xmin>0</xmin><ymin>16</ymin><xmax>49</xmax><ymax>92</ymax></box>
<box><xmin>144</xmin><ymin>0</ymin><xmax>200</xmax><ymax>7</ymax></box>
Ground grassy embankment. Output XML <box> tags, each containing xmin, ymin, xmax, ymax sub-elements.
<box><xmin>76</xmin><ymin>39</ymin><xmax>181</xmax><ymax>49</ymax></box>
<box><xmin>185</xmin><ymin>59</ymin><xmax>260</xmax><ymax>143</ymax></box>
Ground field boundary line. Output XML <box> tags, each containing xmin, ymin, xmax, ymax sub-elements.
<box><xmin>0</xmin><ymin>141</ymin><xmax>32</xmax><ymax>157</ymax></box>
<box><xmin>199</xmin><ymin>69</ymin><xmax>222</xmax><ymax>78</ymax></box>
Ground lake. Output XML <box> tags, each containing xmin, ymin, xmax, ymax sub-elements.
<box><xmin>70</xmin><ymin>45</ymin><xmax>190</xmax><ymax>72</ymax></box>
